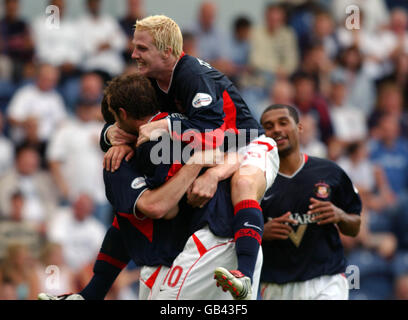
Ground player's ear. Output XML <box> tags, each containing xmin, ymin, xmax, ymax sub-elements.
<box><xmin>162</xmin><ymin>47</ymin><xmax>172</xmax><ymax>59</ymax></box>
<box><xmin>297</xmin><ymin>122</ymin><xmax>303</xmax><ymax>133</ymax></box>
<box><xmin>119</xmin><ymin>107</ymin><xmax>127</xmax><ymax>120</ymax></box>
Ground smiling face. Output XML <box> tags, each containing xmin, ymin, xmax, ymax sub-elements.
<box><xmin>131</xmin><ymin>30</ymin><xmax>168</xmax><ymax>78</ymax></box>
<box><xmin>261</xmin><ymin>107</ymin><xmax>302</xmax><ymax>158</ymax></box>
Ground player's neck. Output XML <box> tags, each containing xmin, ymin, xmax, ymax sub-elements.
<box><xmin>156</xmin><ymin>57</ymin><xmax>179</xmax><ymax>92</ymax></box>
<box><xmin>279</xmin><ymin>150</ymin><xmax>304</xmax><ymax>176</ymax></box>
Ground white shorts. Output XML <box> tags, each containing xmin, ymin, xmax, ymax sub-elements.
<box><xmin>260</xmin><ymin>273</ymin><xmax>349</xmax><ymax>300</ymax></box>
<box><xmin>238</xmin><ymin>135</ymin><xmax>279</xmax><ymax>191</ymax></box>
<box><xmin>139</xmin><ymin>265</ymin><xmax>170</xmax><ymax>300</ymax></box>
<box><xmin>141</xmin><ymin>226</ymin><xmax>263</xmax><ymax>300</ymax></box>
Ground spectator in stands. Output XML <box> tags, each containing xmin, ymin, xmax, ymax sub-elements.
<box><xmin>292</xmin><ymin>71</ymin><xmax>333</xmax><ymax>143</ymax></box>
<box><xmin>299</xmin><ymin>9</ymin><xmax>339</xmax><ymax>60</ymax></box>
<box><xmin>0</xmin><ymin>110</ymin><xmax>14</xmax><ymax>177</ymax></box>
<box><xmin>46</xmin><ymin>193</ymin><xmax>106</xmax><ymax>272</ymax></box>
<box><xmin>78</xmin><ymin>0</ymin><xmax>127</xmax><ymax>79</ymax></box>
<box><xmin>369</xmin><ymin>113</ymin><xmax>408</xmax><ymax>198</ymax></box>
<box><xmin>46</xmin><ymin>96</ymin><xmax>110</xmax><ymax>226</ymax></box>
<box><xmin>182</xmin><ymin>31</ymin><xmax>198</xmax><ymax>57</ymax></box>
<box><xmin>249</xmin><ymin>3</ymin><xmax>299</xmax><ymax>80</ymax></box>
<box><xmin>190</xmin><ymin>1</ymin><xmax>236</xmax><ymax>76</ymax></box>
<box><xmin>0</xmin><ymin>243</ymin><xmax>40</xmax><ymax>300</ymax></box>
<box><xmin>336</xmin><ymin>46</ymin><xmax>377</xmax><ymax>117</ymax></box>
<box><xmin>0</xmin><ymin>0</ymin><xmax>34</xmax><ymax>82</ymax></box>
<box><xmin>327</xmin><ymin>69</ymin><xmax>368</xmax><ymax>146</ymax></box>
<box><xmin>0</xmin><ymin>144</ymin><xmax>58</xmax><ymax>230</ymax></box>
<box><xmin>299</xmin><ymin>113</ymin><xmax>328</xmax><ymax>158</ymax></box>
<box><xmin>255</xmin><ymin>79</ymin><xmax>295</xmax><ymax>123</ymax></box>
<box><xmin>228</xmin><ymin>16</ymin><xmax>252</xmax><ymax>84</ymax></box>
<box><xmin>119</xmin><ymin>0</ymin><xmax>145</xmax><ymax>63</ymax></box>
<box><xmin>6</xmin><ymin>63</ymin><xmax>67</xmax><ymax>159</ymax></box>
<box><xmin>0</xmin><ymin>191</ymin><xmax>43</xmax><ymax>260</ymax></box>
<box><xmin>368</xmin><ymin>82</ymin><xmax>408</xmax><ymax>138</ymax></box>
<box><xmin>297</xmin><ymin>42</ymin><xmax>334</xmax><ymax>96</ymax></box>
<box><xmin>31</xmin><ymin>0</ymin><xmax>82</xmax><ymax>80</ymax></box>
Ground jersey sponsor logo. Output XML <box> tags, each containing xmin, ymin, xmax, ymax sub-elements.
<box><xmin>269</xmin><ymin>212</ymin><xmax>322</xmax><ymax>248</ymax></box>
<box><xmin>314</xmin><ymin>182</ymin><xmax>331</xmax><ymax>199</ymax></box>
<box><xmin>131</xmin><ymin>177</ymin><xmax>146</xmax><ymax>190</ymax></box>
<box><xmin>289</xmin><ymin>225</ymin><xmax>307</xmax><ymax>248</ymax></box>
<box><xmin>192</xmin><ymin>93</ymin><xmax>213</xmax><ymax>108</ymax></box>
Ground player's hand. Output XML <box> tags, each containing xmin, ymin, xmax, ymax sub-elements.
<box><xmin>136</xmin><ymin>119</ymin><xmax>169</xmax><ymax>147</ymax></box>
<box><xmin>107</xmin><ymin>123</ymin><xmax>137</xmax><ymax>146</ymax></box>
<box><xmin>263</xmin><ymin>212</ymin><xmax>298</xmax><ymax>241</ymax></box>
<box><xmin>103</xmin><ymin>145</ymin><xmax>135</xmax><ymax>172</ymax></box>
<box><xmin>307</xmin><ymin>198</ymin><xmax>345</xmax><ymax>225</ymax></box>
<box><xmin>187</xmin><ymin>169</ymin><xmax>219</xmax><ymax>208</ymax></box>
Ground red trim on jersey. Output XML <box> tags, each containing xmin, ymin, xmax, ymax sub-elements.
<box><xmin>234</xmin><ymin>200</ymin><xmax>262</xmax><ymax>216</ymax></box>
<box><xmin>97</xmin><ymin>253</ymin><xmax>127</xmax><ymax>270</ymax></box>
<box><xmin>151</xmin><ymin>112</ymin><xmax>169</xmax><ymax>122</ymax></box>
<box><xmin>222</xmin><ymin>90</ymin><xmax>239</xmax><ymax>135</ymax></box>
<box><xmin>144</xmin><ymin>265</ymin><xmax>162</xmax><ymax>289</ymax></box>
<box><xmin>304</xmin><ymin>154</ymin><xmax>309</xmax><ymax>163</ymax></box>
<box><xmin>112</xmin><ymin>216</ymin><xmax>120</xmax><ymax>230</ymax></box>
<box><xmin>251</xmin><ymin>140</ymin><xmax>275</xmax><ymax>152</ymax></box>
<box><xmin>170</xmin><ymin>90</ymin><xmax>239</xmax><ymax>150</ymax></box>
<box><xmin>165</xmin><ymin>161</ymin><xmax>183</xmax><ymax>182</ymax></box>
<box><xmin>117</xmin><ymin>212</ymin><xmax>153</xmax><ymax>242</ymax></box>
<box><xmin>234</xmin><ymin>228</ymin><xmax>262</xmax><ymax>245</ymax></box>
<box><xmin>192</xmin><ymin>234</ymin><xmax>208</xmax><ymax>257</ymax></box>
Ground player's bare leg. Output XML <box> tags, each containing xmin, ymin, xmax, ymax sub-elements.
<box><xmin>230</xmin><ymin>166</ymin><xmax>267</xmax><ymax>205</ymax></box>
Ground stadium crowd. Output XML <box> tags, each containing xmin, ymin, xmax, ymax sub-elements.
<box><xmin>0</xmin><ymin>0</ymin><xmax>408</xmax><ymax>300</ymax></box>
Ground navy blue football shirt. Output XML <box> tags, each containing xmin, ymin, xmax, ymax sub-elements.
<box><xmin>260</xmin><ymin>155</ymin><xmax>362</xmax><ymax>284</ymax></box>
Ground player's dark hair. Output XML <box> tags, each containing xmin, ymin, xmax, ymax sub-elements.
<box><xmin>100</xmin><ymin>93</ymin><xmax>115</xmax><ymax>124</ymax></box>
<box><xmin>106</xmin><ymin>74</ymin><xmax>159</xmax><ymax>120</ymax></box>
<box><xmin>234</xmin><ymin>16</ymin><xmax>251</xmax><ymax>32</ymax></box>
<box><xmin>261</xmin><ymin>104</ymin><xmax>300</xmax><ymax>124</ymax></box>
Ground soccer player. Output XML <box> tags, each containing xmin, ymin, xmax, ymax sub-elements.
<box><xmin>259</xmin><ymin>104</ymin><xmax>362</xmax><ymax>300</ymax></box>
<box><xmin>100</xmin><ymin>15</ymin><xmax>279</xmax><ymax>295</ymax></box>
<box><xmin>40</xmin><ymin>74</ymin><xmax>264</xmax><ymax>300</ymax></box>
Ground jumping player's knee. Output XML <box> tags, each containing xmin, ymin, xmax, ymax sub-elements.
<box><xmin>231</xmin><ymin>167</ymin><xmax>266</xmax><ymax>204</ymax></box>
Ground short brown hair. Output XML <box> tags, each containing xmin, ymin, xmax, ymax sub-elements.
<box><xmin>106</xmin><ymin>74</ymin><xmax>159</xmax><ymax>120</ymax></box>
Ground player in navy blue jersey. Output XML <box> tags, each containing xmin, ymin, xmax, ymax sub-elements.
<box><xmin>259</xmin><ymin>104</ymin><xmax>361</xmax><ymax>300</ymax></box>
<box><xmin>99</xmin><ymin>15</ymin><xmax>280</xmax><ymax>297</ymax></box>
<box><xmin>39</xmin><ymin>74</ymin><xmax>265</xmax><ymax>300</ymax></box>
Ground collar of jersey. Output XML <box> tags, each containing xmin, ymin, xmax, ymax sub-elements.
<box><xmin>278</xmin><ymin>154</ymin><xmax>308</xmax><ymax>179</ymax></box>
<box><xmin>156</xmin><ymin>52</ymin><xmax>186</xmax><ymax>94</ymax></box>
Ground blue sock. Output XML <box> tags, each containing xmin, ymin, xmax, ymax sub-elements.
<box><xmin>233</xmin><ymin>200</ymin><xmax>264</xmax><ymax>281</ymax></box>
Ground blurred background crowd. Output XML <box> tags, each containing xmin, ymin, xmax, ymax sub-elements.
<box><xmin>0</xmin><ymin>0</ymin><xmax>408</xmax><ymax>300</ymax></box>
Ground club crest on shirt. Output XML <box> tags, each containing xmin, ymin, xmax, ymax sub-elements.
<box><xmin>314</xmin><ymin>182</ymin><xmax>331</xmax><ymax>199</ymax></box>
